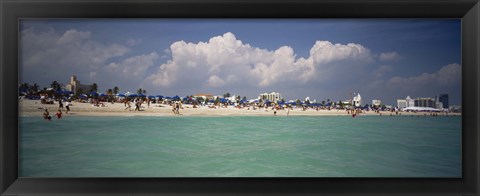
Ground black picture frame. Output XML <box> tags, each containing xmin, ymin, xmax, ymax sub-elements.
<box><xmin>1</xmin><ymin>0</ymin><xmax>479</xmax><ymax>195</ymax></box>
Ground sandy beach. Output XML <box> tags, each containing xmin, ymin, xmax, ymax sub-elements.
<box><xmin>19</xmin><ymin>99</ymin><xmax>460</xmax><ymax>118</ymax></box>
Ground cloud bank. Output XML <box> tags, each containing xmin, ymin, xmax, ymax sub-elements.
<box><xmin>144</xmin><ymin>32</ymin><xmax>374</xmax><ymax>90</ymax></box>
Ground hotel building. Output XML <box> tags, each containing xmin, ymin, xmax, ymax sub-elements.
<box><xmin>65</xmin><ymin>75</ymin><xmax>94</xmax><ymax>94</ymax></box>
<box><xmin>259</xmin><ymin>92</ymin><xmax>282</xmax><ymax>103</ymax></box>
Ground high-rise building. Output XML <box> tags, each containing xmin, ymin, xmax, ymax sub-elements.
<box><xmin>439</xmin><ymin>94</ymin><xmax>449</xmax><ymax>109</ymax></box>
<box><xmin>414</xmin><ymin>97</ymin><xmax>436</xmax><ymax>108</ymax></box>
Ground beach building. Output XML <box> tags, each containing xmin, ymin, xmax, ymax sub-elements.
<box><xmin>352</xmin><ymin>93</ymin><xmax>362</xmax><ymax>107</ymax></box>
<box><xmin>193</xmin><ymin>93</ymin><xmax>214</xmax><ymax>101</ymax></box>
<box><xmin>414</xmin><ymin>97</ymin><xmax>436</xmax><ymax>108</ymax></box>
<box><xmin>397</xmin><ymin>96</ymin><xmax>415</xmax><ymax>109</ymax></box>
<box><xmin>439</xmin><ymin>94</ymin><xmax>449</xmax><ymax>109</ymax></box>
<box><xmin>372</xmin><ymin>99</ymin><xmax>382</xmax><ymax>107</ymax></box>
<box><xmin>397</xmin><ymin>99</ymin><xmax>407</xmax><ymax>109</ymax></box>
<box><xmin>259</xmin><ymin>92</ymin><xmax>282</xmax><ymax>103</ymax></box>
<box><xmin>65</xmin><ymin>75</ymin><xmax>94</xmax><ymax>94</ymax></box>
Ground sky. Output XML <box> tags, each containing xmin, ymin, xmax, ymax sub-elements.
<box><xmin>19</xmin><ymin>19</ymin><xmax>461</xmax><ymax>106</ymax></box>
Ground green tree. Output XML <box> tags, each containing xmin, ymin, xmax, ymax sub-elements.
<box><xmin>90</xmin><ymin>83</ymin><xmax>98</xmax><ymax>93</ymax></box>
<box><xmin>295</xmin><ymin>99</ymin><xmax>301</xmax><ymax>106</ymax></box>
<box><xmin>50</xmin><ymin>81</ymin><xmax>61</xmax><ymax>91</ymax></box>
<box><xmin>30</xmin><ymin>83</ymin><xmax>39</xmax><ymax>94</ymax></box>
<box><xmin>137</xmin><ymin>88</ymin><xmax>147</xmax><ymax>95</ymax></box>
<box><xmin>113</xmin><ymin>86</ymin><xmax>119</xmax><ymax>94</ymax></box>
<box><xmin>106</xmin><ymin>89</ymin><xmax>113</xmax><ymax>95</ymax></box>
<box><xmin>19</xmin><ymin>82</ymin><xmax>29</xmax><ymax>91</ymax></box>
<box><xmin>223</xmin><ymin>92</ymin><xmax>231</xmax><ymax>98</ymax></box>
<box><xmin>321</xmin><ymin>100</ymin><xmax>326</xmax><ymax>106</ymax></box>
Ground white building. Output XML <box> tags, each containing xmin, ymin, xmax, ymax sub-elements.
<box><xmin>372</xmin><ymin>99</ymin><xmax>382</xmax><ymax>107</ymax></box>
<box><xmin>352</xmin><ymin>93</ymin><xmax>362</xmax><ymax>107</ymax></box>
<box><xmin>65</xmin><ymin>75</ymin><xmax>94</xmax><ymax>94</ymax></box>
<box><xmin>259</xmin><ymin>92</ymin><xmax>282</xmax><ymax>103</ymax></box>
<box><xmin>397</xmin><ymin>96</ymin><xmax>415</xmax><ymax>109</ymax></box>
<box><xmin>397</xmin><ymin>99</ymin><xmax>407</xmax><ymax>109</ymax></box>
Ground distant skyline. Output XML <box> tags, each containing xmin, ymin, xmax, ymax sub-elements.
<box><xmin>19</xmin><ymin>19</ymin><xmax>461</xmax><ymax>105</ymax></box>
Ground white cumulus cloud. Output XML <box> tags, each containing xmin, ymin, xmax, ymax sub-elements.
<box><xmin>144</xmin><ymin>32</ymin><xmax>375</xmax><ymax>90</ymax></box>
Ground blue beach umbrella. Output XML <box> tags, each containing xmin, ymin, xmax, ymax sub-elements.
<box><xmin>128</xmin><ymin>94</ymin><xmax>138</xmax><ymax>98</ymax></box>
<box><xmin>164</xmin><ymin>96</ymin><xmax>172</xmax><ymax>100</ymax></box>
<box><xmin>116</xmin><ymin>93</ymin><xmax>126</xmax><ymax>97</ymax></box>
<box><xmin>219</xmin><ymin>98</ymin><xmax>228</xmax><ymax>103</ymax></box>
<box><xmin>148</xmin><ymin>95</ymin><xmax>155</xmax><ymax>99</ymax></box>
<box><xmin>79</xmin><ymin>94</ymin><xmax>87</xmax><ymax>99</ymax></box>
<box><xmin>155</xmin><ymin>95</ymin><xmax>163</xmax><ymax>98</ymax></box>
<box><xmin>138</xmin><ymin>94</ymin><xmax>146</xmax><ymax>98</ymax></box>
<box><xmin>172</xmin><ymin>95</ymin><xmax>180</xmax><ymax>101</ymax></box>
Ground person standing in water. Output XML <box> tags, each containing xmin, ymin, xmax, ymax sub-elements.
<box><xmin>43</xmin><ymin>109</ymin><xmax>51</xmax><ymax>121</ymax></box>
<box><xmin>65</xmin><ymin>100</ymin><xmax>71</xmax><ymax>114</ymax></box>
<box><xmin>58</xmin><ymin>99</ymin><xmax>63</xmax><ymax>111</ymax></box>
<box><xmin>56</xmin><ymin>109</ymin><xmax>62</xmax><ymax>119</ymax></box>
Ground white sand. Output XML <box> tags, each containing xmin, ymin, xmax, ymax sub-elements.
<box><xmin>19</xmin><ymin>99</ymin><xmax>459</xmax><ymax>117</ymax></box>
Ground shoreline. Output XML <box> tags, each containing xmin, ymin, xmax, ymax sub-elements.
<box><xmin>19</xmin><ymin>99</ymin><xmax>461</xmax><ymax>118</ymax></box>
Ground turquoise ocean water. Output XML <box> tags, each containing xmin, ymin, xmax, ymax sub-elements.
<box><xmin>19</xmin><ymin>115</ymin><xmax>461</xmax><ymax>177</ymax></box>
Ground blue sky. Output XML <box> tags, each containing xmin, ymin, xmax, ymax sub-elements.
<box><xmin>20</xmin><ymin>19</ymin><xmax>461</xmax><ymax>105</ymax></box>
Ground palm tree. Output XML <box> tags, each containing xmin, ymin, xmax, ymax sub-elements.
<box><xmin>29</xmin><ymin>83</ymin><xmax>39</xmax><ymax>95</ymax></box>
<box><xmin>90</xmin><ymin>83</ymin><xmax>98</xmax><ymax>93</ymax></box>
<box><xmin>223</xmin><ymin>92</ymin><xmax>231</xmax><ymax>98</ymax></box>
<box><xmin>106</xmin><ymin>89</ymin><xmax>113</xmax><ymax>95</ymax></box>
<box><xmin>113</xmin><ymin>86</ymin><xmax>119</xmax><ymax>95</ymax></box>
<box><xmin>137</xmin><ymin>88</ymin><xmax>146</xmax><ymax>95</ymax></box>
<box><xmin>50</xmin><ymin>81</ymin><xmax>61</xmax><ymax>91</ymax></box>
<box><xmin>19</xmin><ymin>82</ymin><xmax>29</xmax><ymax>91</ymax></box>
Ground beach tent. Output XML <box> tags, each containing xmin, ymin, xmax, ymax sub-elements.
<box><xmin>402</xmin><ymin>106</ymin><xmax>440</xmax><ymax>112</ymax></box>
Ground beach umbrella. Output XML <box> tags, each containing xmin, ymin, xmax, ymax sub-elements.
<box><xmin>138</xmin><ymin>94</ymin><xmax>146</xmax><ymax>98</ymax></box>
<box><xmin>128</xmin><ymin>94</ymin><xmax>138</xmax><ymax>98</ymax></box>
<box><xmin>148</xmin><ymin>95</ymin><xmax>155</xmax><ymax>99</ymax></box>
<box><xmin>164</xmin><ymin>96</ymin><xmax>172</xmax><ymax>100</ymax></box>
<box><xmin>79</xmin><ymin>94</ymin><xmax>87</xmax><ymax>99</ymax></box>
<box><xmin>155</xmin><ymin>95</ymin><xmax>163</xmax><ymax>98</ymax></box>
<box><xmin>172</xmin><ymin>95</ymin><xmax>180</xmax><ymax>101</ymax></box>
<box><xmin>116</xmin><ymin>93</ymin><xmax>126</xmax><ymax>97</ymax></box>
<box><xmin>219</xmin><ymin>98</ymin><xmax>227</xmax><ymax>103</ymax></box>
<box><xmin>99</xmin><ymin>93</ymin><xmax>107</xmax><ymax>97</ymax></box>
